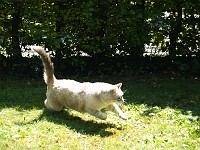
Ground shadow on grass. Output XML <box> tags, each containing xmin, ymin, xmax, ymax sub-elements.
<box><xmin>124</xmin><ymin>77</ymin><xmax>200</xmax><ymax>117</ymax></box>
<box><xmin>0</xmin><ymin>79</ymin><xmax>48</xmax><ymax>111</ymax></box>
<box><xmin>29</xmin><ymin>109</ymin><xmax>120</xmax><ymax>137</ymax></box>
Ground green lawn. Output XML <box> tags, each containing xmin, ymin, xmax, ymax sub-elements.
<box><xmin>0</xmin><ymin>76</ymin><xmax>200</xmax><ymax>149</ymax></box>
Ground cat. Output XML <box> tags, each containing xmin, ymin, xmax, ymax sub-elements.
<box><xmin>32</xmin><ymin>46</ymin><xmax>128</xmax><ymax>120</ymax></box>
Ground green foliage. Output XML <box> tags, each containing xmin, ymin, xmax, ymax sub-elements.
<box><xmin>149</xmin><ymin>0</ymin><xmax>200</xmax><ymax>57</ymax></box>
<box><xmin>66</xmin><ymin>0</ymin><xmax>150</xmax><ymax>57</ymax></box>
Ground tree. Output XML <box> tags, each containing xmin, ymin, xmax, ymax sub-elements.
<box><xmin>150</xmin><ymin>0</ymin><xmax>200</xmax><ymax>58</ymax></box>
<box><xmin>0</xmin><ymin>0</ymin><xmax>199</xmax><ymax>73</ymax></box>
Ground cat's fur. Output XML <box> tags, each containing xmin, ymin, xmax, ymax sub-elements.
<box><xmin>32</xmin><ymin>46</ymin><xmax>127</xmax><ymax>120</ymax></box>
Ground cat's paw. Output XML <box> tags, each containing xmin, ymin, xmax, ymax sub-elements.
<box><xmin>119</xmin><ymin>114</ymin><xmax>128</xmax><ymax>120</ymax></box>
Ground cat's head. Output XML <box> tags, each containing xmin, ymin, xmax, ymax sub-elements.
<box><xmin>111</xmin><ymin>83</ymin><xmax>125</xmax><ymax>103</ymax></box>
<box><xmin>101</xmin><ymin>83</ymin><xmax>125</xmax><ymax>103</ymax></box>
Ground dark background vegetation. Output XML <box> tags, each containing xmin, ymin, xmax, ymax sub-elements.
<box><xmin>0</xmin><ymin>0</ymin><xmax>199</xmax><ymax>78</ymax></box>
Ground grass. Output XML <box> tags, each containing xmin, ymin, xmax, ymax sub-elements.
<box><xmin>0</xmin><ymin>76</ymin><xmax>200</xmax><ymax>149</ymax></box>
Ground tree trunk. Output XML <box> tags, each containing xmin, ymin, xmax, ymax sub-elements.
<box><xmin>11</xmin><ymin>1</ymin><xmax>22</xmax><ymax>60</ymax></box>
<box><xmin>55</xmin><ymin>1</ymin><xmax>65</xmax><ymax>62</ymax></box>
<box><xmin>169</xmin><ymin>4</ymin><xmax>182</xmax><ymax>59</ymax></box>
<box><xmin>129</xmin><ymin>0</ymin><xmax>145</xmax><ymax>58</ymax></box>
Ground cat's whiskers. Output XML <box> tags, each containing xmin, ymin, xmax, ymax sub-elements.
<box><xmin>123</xmin><ymin>89</ymin><xmax>128</xmax><ymax>94</ymax></box>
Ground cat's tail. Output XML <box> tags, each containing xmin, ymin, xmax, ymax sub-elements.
<box><xmin>32</xmin><ymin>46</ymin><xmax>55</xmax><ymax>85</ymax></box>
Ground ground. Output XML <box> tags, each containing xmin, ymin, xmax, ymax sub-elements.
<box><xmin>0</xmin><ymin>76</ymin><xmax>200</xmax><ymax>149</ymax></box>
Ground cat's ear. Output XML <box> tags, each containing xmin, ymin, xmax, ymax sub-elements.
<box><xmin>116</xmin><ymin>83</ymin><xmax>122</xmax><ymax>89</ymax></box>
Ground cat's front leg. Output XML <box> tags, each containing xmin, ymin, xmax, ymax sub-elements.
<box><xmin>85</xmin><ymin>107</ymin><xmax>107</xmax><ymax>120</ymax></box>
<box><xmin>106</xmin><ymin>103</ymin><xmax>128</xmax><ymax>120</ymax></box>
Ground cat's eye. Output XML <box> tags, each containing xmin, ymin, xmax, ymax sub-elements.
<box><xmin>117</xmin><ymin>96</ymin><xmax>125</xmax><ymax>103</ymax></box>
<box><xmin>117</xmin><ymin>97</ymin><xmax>122</xmax><ymax>101</ymax></box>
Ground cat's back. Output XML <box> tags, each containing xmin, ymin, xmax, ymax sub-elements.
<box><xmin>53</xmin><ymin>79</ymin><xmax>81</xmax><ymax>90</ymax></box>
<box><xmin>52</xmin><ymin>79</ymin><xmax>115</xmax><ymax>93</ymax></box>
<box><xmin>53</xmin><ymin>79</ymin><xmax>90</xmax><ymax>90</ymax></box>
<box><xmin>52</xmin><ymin>79</ymin><xmax>108</xmax><ymax>93</ymax></box>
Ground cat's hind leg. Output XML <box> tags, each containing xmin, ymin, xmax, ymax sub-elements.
<box><xmin>44</xmin><ymin>99</ymin><xmax>64</xmax><ymax>112</ymax></box>
<box><xmin>44</xmin><ymin>99</ymin><xmax>54</xmax><ymax>111</ymax></box>
<box><xmin>106</xmin><ymin>103</ymin><xmax>128</xmax><ymax>120</ymax></box>
<box><xmin>85</xmin><ymin>107</ymin><xmax>107</xmax><ymax>120</ymax></box>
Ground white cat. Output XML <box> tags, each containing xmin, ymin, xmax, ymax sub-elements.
<box><xmin>32</xmin><ymin>46</ymin><xmax>127</xmax><ymax>120</ymax></box>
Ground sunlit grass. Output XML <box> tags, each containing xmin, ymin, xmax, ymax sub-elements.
<box><xmin>0</xmin><ymin>77</ymin><xmax>200</xmax><ymax>149</ymax></box>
